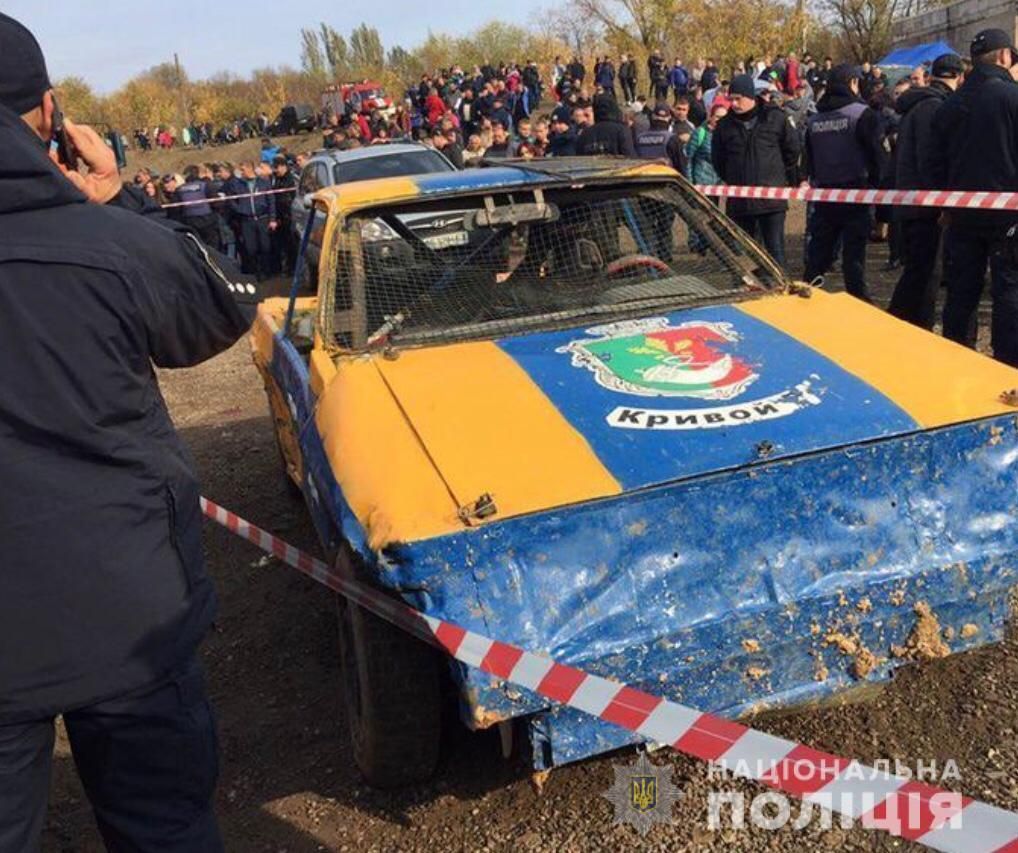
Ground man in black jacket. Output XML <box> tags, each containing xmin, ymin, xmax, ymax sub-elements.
<box><xmin>567</xmin><ymin>56</ymin><xmax>586</xmax><ymax>86</ymax></box>
<box><xmin>712</xmin><ymin>73</ymin><xmax>801</xmax><ymax>267</ymax></box>
<box><xmin>271</xmin><ymin>155</ymin><xmax>299</xmax><ymax>274</ymax></box>
<box><xmin>803</xmin><ymin>64</ymin><xmax>888</xmax><ymax>301</ymax></box>
<box><xmin>648</xmin><ymin>50</ymin><xmax>669</xmax><ymax>102</ymax></box>
<box><xmin>576</xmin><ymin>98</ymin><xmax>636</xmax><ymax>156</ymax></box>
<box><xmin>888</xmin><ymin>54</ymin><xmax>965</xmax><ymax>327</ymax></box>
<box><xmin>0</xmin><ymin>14</ymin><xmax>253</xmax><ymax>852</ymax></box>
<box><xmin>226</xmin><ymin>160</ymin><xmax>278</xmax><ymax>280</ymax></box>
<box><xmin>619</xmin><ymin>53</ymin><xmax>638</xmax><ymax>103</ymax></box>
<box><xmin>926</xmin><ymin>29</ymin><xmax>1018</xmax><ymax>365</ymax></box>
<box><xmin>548</xmin><ymin>115</ymin><xmax>579</xmax><ymax>156</ymax></box>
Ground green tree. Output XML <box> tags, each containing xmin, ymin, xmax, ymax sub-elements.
<box><xmin>320</xmin><ymin>23</ymin><xmax>350</xmax><ymax>79</ymax></box>
<box><xmin>300</xmin><ymin>27</ymin><xmax>327</xmax><ymax>77</ymax></box>
<box><xmin>54</xmin><ymin>76</ymin><xmax>101</xmax><ymax>124</ymax></box>
<box><xmin>387</xmin><ymin>45</ymin><xmax>422</xmax><ymax>81</ymax></box>
<box><xmin>350</xmin><ymin>24</ymin><xmax>385</xmax><ymax>75</ymax></box>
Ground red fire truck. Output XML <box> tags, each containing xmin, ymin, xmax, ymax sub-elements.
<box><xmin>322</xmin><ymin>81</ymin><xmax>394</xmax><ymax>119</ymax></box>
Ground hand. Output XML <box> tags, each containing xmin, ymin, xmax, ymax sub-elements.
<box><xmin>268</xmin><ymin>220</ymin><xmax>279</xmax><ymax>232</ymax></box>
<box><xmin>51</xmin><ymin>120</ymin><xmax>122</xmax><ymax>204</ymax></box>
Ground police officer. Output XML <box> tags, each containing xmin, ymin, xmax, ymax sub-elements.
<box><xmin>575</xmin><ymin>99</ymin><xmax>636</xmax><ymax>156</ymax></box>
<box><xmin>887</xmin><ymin>53</ymin><xmax>965</xmax><ymax>328</ymax></box>
<box><xmin>634</xmin><ymin>103</ymin><xmax>674</xmax><ymax>158</ymax></box>
<box><xmin>0</xmin><ymin>14</ymin><xmax>253</xmax><ymax>851</ymax></box>
<box><xmin>803</xmin><ymin>63</ymin><xmax>887</xmax><ymax>300</ymax></box>
<box><xmin>927</xmin><ymin>29</ymin><xmax>1018</xmax><ymax>365</ymax></box>
<box><xmin>168</xmin><ymin>164</ymin><xmax>220</xmax><ymax>247</ymax></box>
<box><xmin>226</xmin><ymin>160</ymin><xmax>278</xmax><ymax>281</ymax></box>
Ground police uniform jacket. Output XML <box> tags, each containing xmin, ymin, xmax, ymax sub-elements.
<box><xmin>0</xmin><ymin>103</ymin><xmax>253</xmax><ymax>723</ymax></box>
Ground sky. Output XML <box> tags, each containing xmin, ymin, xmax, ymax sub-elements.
<box><xmin>5</xmin><ymin>0</ymin><xmax>548</xmax><ymax>93</ymax></box>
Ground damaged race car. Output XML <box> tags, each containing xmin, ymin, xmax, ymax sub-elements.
<box><xmin>251</xmin><ymin>158</ymin><xmax>1018</xmax><ymax>788</ymax></box>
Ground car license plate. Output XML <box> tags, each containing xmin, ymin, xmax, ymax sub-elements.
<box><xmin>424</xmin><ymin>231</ymin><xmax>469</xmax><ymax>250</ymax></box>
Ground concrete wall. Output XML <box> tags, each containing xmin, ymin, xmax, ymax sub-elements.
<box><xmin>892</xmin><ymin>0</ymin><xmax>1018</xmax><ymax>55</ymax></box>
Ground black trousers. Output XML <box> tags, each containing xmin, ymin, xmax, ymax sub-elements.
<box><xmin>654</xmin><ymin>82</ymin><xmax>670</xmax><ymax>102</ymax></box>
<box><xmin>238</xmin><ymin>217</ymin><xmax>273</xmax><ymax>280</ymax></box>
<box><xmin>273</xmin><ymin>218</ymin><xmax>297</xmax><ymax>275</ymax></box>
<box><xmin>0</xmin><ymin>657</ymin><xmax>221</xmax><ymax>853</ymax></box>
<box><xmin>888</xmin><ymin>217</ymin><xmax>941</xmax><ymax>329</ymax></box>
<box><xmin>620</xmin><ymin>78</ymin><xmax>636</xmax><ymax>102</ymax></box>
<box><xmin>731</xmin><ymin>210</ymin><xmax>787</xmax><ymax>269</ymax></box>
<box><xmin>943</xmin><ymin>225</ymin><xmax>1018</xmax><ymax>366</ymax></box>
<box><xmin>805</xmin><ymin>202</ymin><xmax>872</xmax><ymax>301</ymax></box>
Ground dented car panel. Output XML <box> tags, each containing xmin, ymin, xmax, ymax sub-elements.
<box><xmin>377</xmin><ymin>415</ymin><xmax>1018</xmax><ymax>767</ymax></box>
<box><xmin>251</xmin><ymin>162</ymin><xmax>1018</xmax><ymax>772</ymax></box>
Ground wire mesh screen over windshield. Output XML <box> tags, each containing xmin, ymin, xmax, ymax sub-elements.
<box><xmin>331</xmin><ymin>182</ymin><xmax>786</xmax><ymax>349</ymax></box>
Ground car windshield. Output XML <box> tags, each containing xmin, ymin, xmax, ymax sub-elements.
<box><xmin>329</xmin><ymin>180</ymin><xmax>788</xmax><ymax>350</ymax></box>
<box><xmin>333</xmin><ymin>150</ymin><xmax>453</xmax><ymax>184</ymax></box>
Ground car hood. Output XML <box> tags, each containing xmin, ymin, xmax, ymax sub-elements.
<box><xmin>339</xmin><ymin>290</ymin><xmax>1018</xmax><ymax>544</ymax></box>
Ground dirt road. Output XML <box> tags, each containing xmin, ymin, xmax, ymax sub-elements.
<box><xmin>42</xmin><ymin>225</ymin><xmax>1017</xmax><ymax>852</ymax></box>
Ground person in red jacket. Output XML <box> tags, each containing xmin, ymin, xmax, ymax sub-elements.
<box><xmin>425</xmin><ymin>87</ymin><xmax>445</xmax><ymax>128</ymax></box>
<box><xmin>785</xmin><ymin>52</ymin><xmax>801</xmax><ymax>94</ymax></box>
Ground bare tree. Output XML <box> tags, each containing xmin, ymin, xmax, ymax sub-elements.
<box><xmin>569</xmin><ymin>0</ymin><xmax>678</xmax><ymax>52</ymax></box>
<box><xmin>820</xmin><ymin>0</ymin><xmax>946</xmax><ymax>61</ymax></box>
<box><xmin>541</xmin><ymin>5</ymin><xmax>605</xmax><ymax>58</ymax></box>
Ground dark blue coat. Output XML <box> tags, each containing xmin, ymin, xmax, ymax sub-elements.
<box><xmin>225</xmin><ymin>175</ymin><xmax>276</xmax><ymax>220</ymax></box>
<box><xmin>0</xmin><ymin>103</ymin><xmax>253</xmax><ymax>722</ymax></box>
<box><xmin>926</xmin><ymin>62</ymin><xmax>1018</xmax><ymax>227</ymax></box>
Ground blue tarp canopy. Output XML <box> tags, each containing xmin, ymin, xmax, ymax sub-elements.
<box><xmin>878</xmin><ymin>40</ymin><xmax>958</xmax><ymax>67</ymax></box>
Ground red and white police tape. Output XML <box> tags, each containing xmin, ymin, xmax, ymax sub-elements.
<box><xmin>200</xmin><ymin>496</ymin><xmax>1018</xmax><ymax>851</ymax></box>
<box><xmin>697</xmin><ymin>185</ymin><xmax>1018</xmax><ymax>210</ymax></box>
<box><xmin>158</xmin><ymin>183</ymin><xmax>1018</xmax><ymax>211</ymax></box>
<box><xmin>160</xmin><ymin>185</ymin><xmax>296</xmax><ymax>210</ymax></box>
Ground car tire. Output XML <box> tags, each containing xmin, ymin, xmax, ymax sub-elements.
<box><xmin>336</xmin><ymin>572</ymin><xmax>443</xmax><ymax>789</ymax></box>
<box><xmin>262</xmin><ymin>377</ymin><xmax>304</xmax><ymax>500</ymax></box>
<box><xmin>272</xmin><ymin>425</ymin><xmax>304</xmax><ymax>500</ymax></box>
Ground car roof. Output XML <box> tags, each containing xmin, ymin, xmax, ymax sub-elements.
<box><xmin>309</xmin><ymin>143</ymin><xmax>438</xmax><ymax>165</ymax></box>
<box><xmin>313</xmin><ymin>157</ymin><xmax>678</xmax><ymax>217</ymax></box>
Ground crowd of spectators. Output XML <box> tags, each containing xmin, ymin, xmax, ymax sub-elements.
<box><xmin>140</xmin><ymin>32</ymin><xmax>1018</xmax><ymax>365</ymax></box>
<box><xmin>133</xmin><ymin>141</ymin><xmax>307</xmax><ymax>280</ymax></box>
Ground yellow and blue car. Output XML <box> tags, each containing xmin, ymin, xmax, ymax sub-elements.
<box><xmin>252</xmin><ymin>158</ymin><xmax>1018</xmax><ymax>787</ymax></box>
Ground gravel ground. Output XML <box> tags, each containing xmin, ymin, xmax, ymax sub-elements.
<box><xmin>41</xmin><ymin>210</ymin><xmax>1017</xmax><ymax>852</ymax></box>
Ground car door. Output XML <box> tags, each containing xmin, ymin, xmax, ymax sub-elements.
<box><xmin>292</xmin><ymin>161</ymin><xmax>331</xmax><ymax>271</ymax></box>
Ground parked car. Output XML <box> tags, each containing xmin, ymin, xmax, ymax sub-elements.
<box><xmin>269</xmin><ymin>104</ymin><xmax>317</xmax><ymax>136</ymax></box>
<box><xmin>290</xmin><ymin>143</ymin><xmax>461</xmax><ymax>285</ymax></box>
<box><xmin>252</xmin><ymin>158</ymin><xmax>1018</xmax><ymax>788</ymax></box>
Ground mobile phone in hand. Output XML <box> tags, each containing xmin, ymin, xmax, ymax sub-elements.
<box><xmin>50</xmin><ymin>97</ymin><xmax>79</xmax><ymax>168</ymax></box>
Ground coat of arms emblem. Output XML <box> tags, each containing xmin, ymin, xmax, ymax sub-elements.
<box><xmin>557</xmin><ymin>318</ymin><xmax>757</xmax><ymax>400</ymax></box>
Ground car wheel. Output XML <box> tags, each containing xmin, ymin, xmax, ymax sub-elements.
<box><xmin>262</xmin><ymin>377</ymin><xmax>303</xmax><ymax>500</ymax></box>
<box><xmin>272</xmin><ymin>424</ymin><xmax>304</xmax><ymax>500</ymax></box>
<box><xmin>336</xmin><ymin>579</ymin><xmax>443</xmax><ymax>788</ymax></box>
